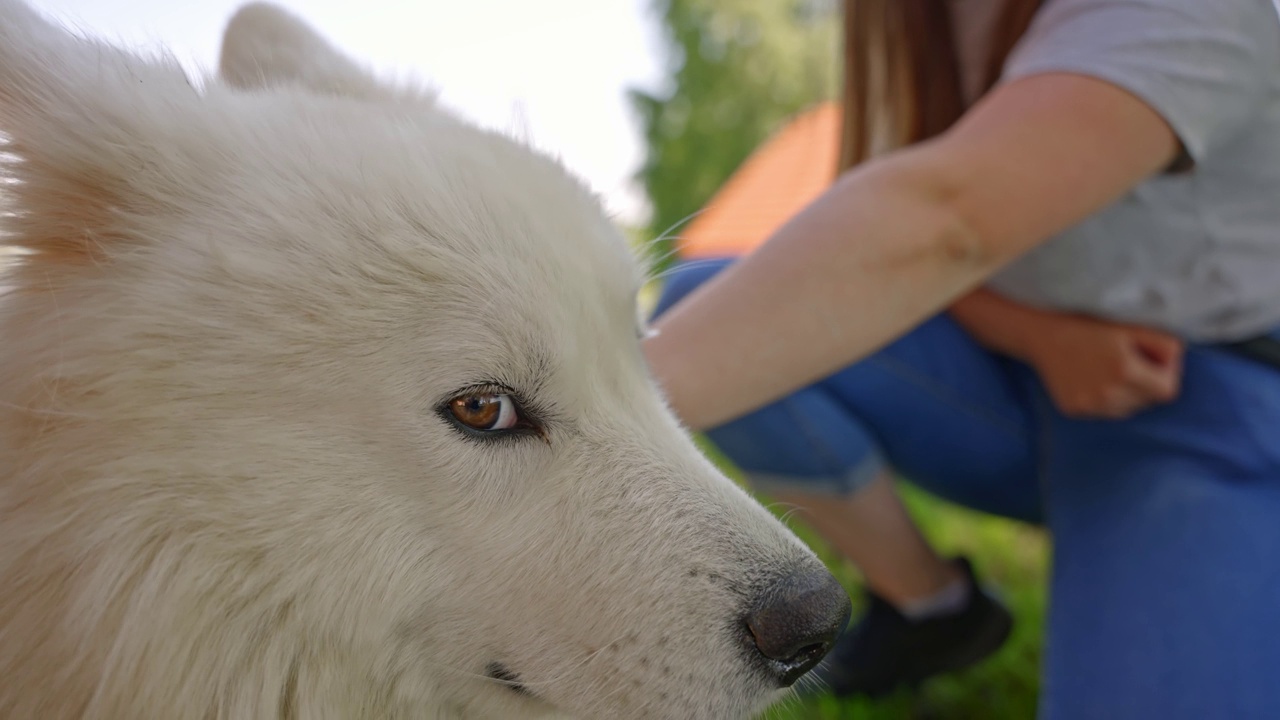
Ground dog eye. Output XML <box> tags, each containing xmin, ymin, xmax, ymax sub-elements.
<box><xmin>438</xmin><ymin>384</ymin><xmax>548</xmax><ymax>443</ymax></box>
<box><xmin>449</xmin><ymin>393</ymin><xmax>521</xmax><ymax>431</ymax></box>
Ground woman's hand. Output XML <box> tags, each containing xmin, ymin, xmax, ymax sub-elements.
<box><xmin>951</xmin><ymin>289</ymin><xmax>1184</xmax><ymax>420</ymax></box>
<box><xmin>1023</xmin><ymin>315</ymin><xmax>1184</xmax><ymax>419</ymax></box>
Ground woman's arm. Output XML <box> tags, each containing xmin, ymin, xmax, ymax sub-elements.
<box><xmin>643</xmin><ymin>72</ymin><xmax>1180</xmax><ymax>431</ymax></box>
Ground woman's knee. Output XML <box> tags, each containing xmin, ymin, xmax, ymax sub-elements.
<box><xmin>698</xmin><ymin>386</ymin><xmax>888</xmax><ymax>498</ymax></box>
<box><xmin>650</xmin><ymin>257</ymin><xmax>736</xmax><ymax>320</ymax></box>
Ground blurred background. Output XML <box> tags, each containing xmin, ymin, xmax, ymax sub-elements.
<box><xmin>28</xmin><ymin>1</ymin><xmax>1048</xmax><ymax>716</ymax></box>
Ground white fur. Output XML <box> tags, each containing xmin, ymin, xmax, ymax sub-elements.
<box><xmin>0</xmin><ymin>3</ymin><xmax>831</xmax><ymax>718</ymax></box>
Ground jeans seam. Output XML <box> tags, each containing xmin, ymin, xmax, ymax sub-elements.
<box><xmin>774</xmin><ymin>393</ymin><xmax>886</xmax><ymax>481</ymax></box>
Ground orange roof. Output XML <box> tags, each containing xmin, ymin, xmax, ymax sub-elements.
<box><xmin>676</xmin><ymin>101</ymin><xmax>841</xmax><ymax>259</ymax></box>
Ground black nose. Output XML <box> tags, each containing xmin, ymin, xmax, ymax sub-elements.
<box><xmin>744</xmin><ymin>567</ymin><xmax>852</xmax><ymax>687</ymax></box>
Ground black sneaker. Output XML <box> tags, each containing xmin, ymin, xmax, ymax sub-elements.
<box><xmin>805</xmin><ymin>557</ymin><xmax>1013</xmax><ymax>698</ymax></box>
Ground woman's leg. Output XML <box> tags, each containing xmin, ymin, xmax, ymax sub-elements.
<box><xmin>1036</xmin><ymin>343</ymin><xmax>1280</xmax><ymax>719</ymax></box>
<box><xmin>770</xmin><ymin>474</ymin><xmax>964</xmax><ymax>607</ymax></box>
<box><xmin>652</xmin><ymin>258</ymin><xmax>1041</xmax><ymax>694</ymax></box>
<box><xmin>652</xmin><ymin>258</ymin><xmax>1043</xmax><ymax>547</ymax></box>
<box><xmin>652</xmin><ymin>259</ymin><xmax>990</xmax><ymax>602</ymax></box>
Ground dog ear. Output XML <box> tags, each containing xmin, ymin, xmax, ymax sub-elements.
<box><xmin>219</xmin><ymin>2</ymin><xmax>435</xmax><ymax>104</ymax></box>
<box><xmin>0</xmin><ymin>0</ymin><xmax>207</xmax><ymax>267</ymax></box>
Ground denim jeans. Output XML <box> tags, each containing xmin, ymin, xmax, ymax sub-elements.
<box><xmin>653</xmin><ymin>257</ymin><xmax>1280</xmax><ymax>719</ymax></box>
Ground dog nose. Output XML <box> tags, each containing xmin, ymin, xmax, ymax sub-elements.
<box><xmin>744</xmin><ymin>568</ymin><xmax>851</xmax><ymax>687</ymax></box>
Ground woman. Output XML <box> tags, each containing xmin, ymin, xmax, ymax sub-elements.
<box><xmin>645</xmin><ymin>0</ymin><xmax>1280</xmax><ymax>717</ymax></box>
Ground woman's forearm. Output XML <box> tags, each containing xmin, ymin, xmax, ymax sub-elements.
<box><xmin>643</xmin><ymin>146</ymin><xmax>1003</xmax><ymax>431</ymax></box>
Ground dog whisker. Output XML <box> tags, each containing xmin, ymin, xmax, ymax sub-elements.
<box><xmin>758</xmin><ymin>501</ymin><xmax>810</xmax><ymax>530</ymax></box>
<box><xmin>632</xmin><ymin>206</ymin><xmax>712</xmax><ymax>280</ymax></box>
<box><xmin>644</xmin><ymin>256</ymin><xmax>736</xmax><ymax>287</ymax></box>
<box><xmin>0</xmin><ymin>398</ymin><xmax>92</xmax><ymax>418</ymax></box>
<box><xmin>417</xmin><ymin>631</ymin><xmax>634</xmax><ymax>694</ymax></box>
<box><xmin>650</xmin><ymin>207</ymin><xmax>709</xmax><ymax>247</ymax></box>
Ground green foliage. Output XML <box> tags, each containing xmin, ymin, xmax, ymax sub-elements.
<box><xmin>694</xmin><ymin>437</ymin><xmax>1049</xmax><ymax>719</ymax></box>
<box><xmin>628</xmin><ymin>0</ymin><xmax>840</xmax><ymax>266</ymax></box>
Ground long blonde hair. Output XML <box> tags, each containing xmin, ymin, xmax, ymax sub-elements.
<box><xmin>838</xmin><ymin>0</ymin><xmax>1044</xmax><ymax>171</ymax></box>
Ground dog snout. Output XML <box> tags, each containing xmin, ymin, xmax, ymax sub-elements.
<box><xmin>743</xmin><ymin>567</ymin><xmax>852</xmax><ymax>687</ymax></box>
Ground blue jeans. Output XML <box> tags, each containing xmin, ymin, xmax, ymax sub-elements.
<box><xmin>653</xmin><ymin>257</ymin><xmax>1280</xmax><ymax>720</ymax></box>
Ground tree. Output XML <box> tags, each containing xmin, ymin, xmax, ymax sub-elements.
<box><xmin>629</xmin><ymin>0</ymin><xmax>840</xmax><ymax>265</ymax></box>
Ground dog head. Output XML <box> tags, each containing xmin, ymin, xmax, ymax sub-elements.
<box><xmin>0</xmin><ymin>3</ymin><xmax>850</xmax><ymax>718</ymax></box>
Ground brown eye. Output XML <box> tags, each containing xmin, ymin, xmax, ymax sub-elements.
<box><xmin>448</xmin><ymin>392</ymin><xmax>519</xmax><ymax>432</ymax></box>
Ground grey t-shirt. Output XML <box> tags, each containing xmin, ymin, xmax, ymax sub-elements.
<box><xmin>979</xmin><ymin>0</ymin><xmax>1280</xmax><ymax>342</ymax></box>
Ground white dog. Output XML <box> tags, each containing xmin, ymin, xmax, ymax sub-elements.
<box><xmin>0</xmin><ymin>2</ymin><xmax>850</xmax><ymax>718</ymax></box>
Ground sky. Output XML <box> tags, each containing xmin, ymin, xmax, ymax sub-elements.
<box><xmin>26</xmin><ymin>0</ymin><xmax>668</xmax><ymax>226</ymax></box>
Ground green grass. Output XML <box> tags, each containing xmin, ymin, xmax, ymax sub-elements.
<box><xmin>695</xmin><ymin>438</ymin><xmax>1050</xmax><ymax>720</ymax></box>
